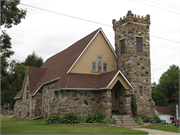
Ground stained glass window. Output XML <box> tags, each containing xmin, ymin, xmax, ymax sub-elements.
<box><xmin>98</xmin><ymin>57</ymin><xmax>102</xmax><ymax>72</ymax></box>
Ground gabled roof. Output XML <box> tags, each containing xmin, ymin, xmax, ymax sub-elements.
<box><xmin>14</xmin><ymin>28</ymin><xmax>128</xmax><ymax>99</ymax></box>
<box><xmin>156</xmin><ymin>106</ymin><xmax>175</xmax><ymax>115</ymax></box>
<box><xmin>15</xmin><ymin>28</ymin><xmax>102</xmax><ymax>98</ymax></box>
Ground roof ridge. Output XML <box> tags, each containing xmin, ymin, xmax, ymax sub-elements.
<box><xmin>43</xmin><ymin>28</ymin><xmax>101</xmax><ymax>64</ymax></box>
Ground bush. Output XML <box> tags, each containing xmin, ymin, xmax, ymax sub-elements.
<box><xmin>46</xmin><ymin>111</ymin><xmax>105</xmax><ymax>124</ymax></box>
<box><xmin>86</xmin><ymin>111</ymin><xmax>104</xmax><ymax>123</ymax></box>
<box><xmin>62</xmin><ymin>113</ymin><xmax>80</xmax><ymax>124</ymax></box>
<box><xmin>46</xmin><ymin>114</ymin><xmax>62</xmax><ymax>124</ymax></box>
<box><xmin>102</xmin><ymin>118</ymin><xmax>116</xmax><ymax>124</ymax></box>
<box><xmin>77</xmin><ymin>115</ymin><xmax>86</xmax><ymax>123</ymax></box>
<box><xmin>137</xmin><ymin>114</ymin><xmax>161</xmax><ymax>123</ymax></box>
<box><xmin>133</xmin><ymin>116</ymin><xmax>144</xmax><ymax>125</ymax></box>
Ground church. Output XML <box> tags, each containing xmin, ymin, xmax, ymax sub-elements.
<box><xmin>14</xmin><ymin>11</ymin><xmax>155</xmax><ymax>119</ymax></box>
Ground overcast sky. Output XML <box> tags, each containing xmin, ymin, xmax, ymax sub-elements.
<box><xmin>5</xmin><ymin>0</ymin><xmax>180</xmax><ymax>84</ymax></box>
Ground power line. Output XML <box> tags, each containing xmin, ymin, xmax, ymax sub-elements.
<box><xmin>163</xmin><ymin>2</ymin><xmax>180</xmax><ymax>8</ymax></box>
<box><xmin>154</xmin><ymin>97</ymin><xmax>179</xmax><ymax>103</ymax></box>
<box><xmin>19</xmin><ymin>3</ymin><xmax>180</xmax><ymax>44</ymax></box>
<box><xmin>146</xmin><ymin>1</ymin><xmax>180</xmax><ymax>11</ymax></box>
<box><xmin>151</xmin><ymin>35</ymin><xmax>180</xmax><ymax>43</ymax></box>
<box><xmin>19</xmin><ymin>3</ymin><xmax>111</xmax><ymax>27</ymax></box>
<box><xmin>132</xmin><ymin>0</ymin><xmax>180</xmax><ymax>14</ymax></box>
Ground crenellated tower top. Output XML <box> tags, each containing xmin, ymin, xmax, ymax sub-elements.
<box><xmin>112</xmin><ymin>10</ymin><xmax>150</xmax><ymax>30</ymax></box>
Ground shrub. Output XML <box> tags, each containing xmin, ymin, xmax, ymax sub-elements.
<box><xmin>133</xmin><ymin>116</ymin><xmax>144</xmax><ymax>125</ymax></box>
<box><xmin>62</xmin><ymin>113</ymin><xmax>80</xmax><ymax>124</ymax></box>
<box><xmin>77</xmin><ymin>115</ymin><xmax>86</xmax><ymax>123</ymax></box>
<box><xmin>46</xmin><ymin>114</ymin><xmax>61</xmax><ymax>124</ymax></box>
<box><xmin>102</xmin><ymin>118</ymin><xmax>116</xmax><ymax>124</ymax></box>
<box><xmin>136</xmin><ymin>114</ymin><xmax>161</xmax><ymax>123</ymax></box>
<box><xmin>86</xmin><ymin>111</ymin><xmax>104</xmax><ymax>123</ymax></box>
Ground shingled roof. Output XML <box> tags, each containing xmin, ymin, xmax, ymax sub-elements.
<box><xmin>15</xmin><ymin>28</ymin><xmax>115</xmax><ymax>98</ymax></box>
<box><xmin>156</xmin><ymin>106</ymin><xmax>175</xmax><ymax>115</ymax></box>
<box><xmin>14</xmin><ymin>28</ymin><xmax>132</xmax><ymax>99</ymax></box>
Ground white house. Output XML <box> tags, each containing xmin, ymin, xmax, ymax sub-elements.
<box><xmin>156</xmin><ymin>106</ymin><xmax>175</xmax><ymax>124</ymax></box>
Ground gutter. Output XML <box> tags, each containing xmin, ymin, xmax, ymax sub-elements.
<box><xmin>31</xmin><ymin>77</ymin><xmax>60</xmax><ymax>97</ymax></box>
<box><xmin>50</xmin><ymin>87</ymin><xmax>108</xmax><ymax>91</ymax></box>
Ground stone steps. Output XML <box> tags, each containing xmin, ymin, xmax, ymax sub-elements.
<box><xmin>112</xmin><ymin>115</ymin><xmax>142</xmax><ymax>128</ymax></box>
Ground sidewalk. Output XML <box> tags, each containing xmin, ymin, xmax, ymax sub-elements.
<box><xmin>131</xmin><ymin>128</ymin><xmax>180</xmax><ymax>135</ymax></box>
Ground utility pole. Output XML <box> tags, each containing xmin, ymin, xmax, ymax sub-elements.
<box><xmin>176</xmin><ymin>105</ymin><xmax>178</xmax><ymax>128</ymax></box>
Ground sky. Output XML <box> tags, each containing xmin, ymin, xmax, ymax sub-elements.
<box><xmin>4</xmin><ymin>0</ymin><xmax>180</xmax><ymax>84</ymax></box>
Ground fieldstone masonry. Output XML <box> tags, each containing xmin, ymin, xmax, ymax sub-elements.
<box><xmin>14</xmin><ymin>11</ymin><xmax>156</xmax><ymax>119</ymax></box>
<box><xmin>112</xmin><ymin>10</ymin><xmax>155</xmax><ymax>115</ymax></box>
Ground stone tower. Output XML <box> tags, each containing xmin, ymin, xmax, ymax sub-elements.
<box><xmin>112</xmin><ymin>11</ymin><xmax>155</xmax><ymax>115</ymax></box>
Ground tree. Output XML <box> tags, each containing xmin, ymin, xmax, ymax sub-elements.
<box><xmin>24</xmin><ymin>51</ymin><xmax>43</xmax><ymax>67</ymax></box>
<box><xmin>1</xmin><ymin>0</ymin><xmax>26</xmax><ymax>105</ymax></box>
<box><xmin>152</xmin><ymin>65</ymin><xmax>179</xmax><ymax>108</ymax></box>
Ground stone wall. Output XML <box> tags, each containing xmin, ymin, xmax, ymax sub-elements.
<box><xmin>112</xmin><ymin>11</ymin><xmax>155</xmax><ymax>115</ymax></box>
<box><xmin>14</xmin><ymin>74</ymin><xmax>30</xmax><ymax>118</ymax></box>
<box><xmin>42</xmin><ymin>83</ymin><xmax>112</xmax><ymax>118</ymax></box>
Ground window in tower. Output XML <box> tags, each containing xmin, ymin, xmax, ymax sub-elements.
<box><xmin>136</xmin><ymin>37</ymin><xmax>143</xmax><ymax>52</ymax></box>
<box><xmin>120</xmin><ymin>39</ymin><xmax>125</xmax><ymax>54</ymax></box>
<box><xmin>139</xmin><ymin>86</ymin><xmax>143</xmax><ymax>96</ymax></box>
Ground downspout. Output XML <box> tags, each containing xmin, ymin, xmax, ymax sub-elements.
<box><xmin>29</xmin><ymin>87</ymin><xmax>44</xmax><ymax>120</ymax></box>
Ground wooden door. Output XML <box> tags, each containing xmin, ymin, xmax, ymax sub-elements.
<box><xmin>112</xmin><ymin>89</ymin><xmax>119</xmax><ymax>110</ymax></box>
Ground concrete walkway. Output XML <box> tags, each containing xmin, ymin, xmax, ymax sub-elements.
<box><xmin>131</xmin><ymin>128</ymin><xmax>180</xmax><ymax>135</ymax></box>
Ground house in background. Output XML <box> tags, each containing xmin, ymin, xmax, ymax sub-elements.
<box><xmin>156</xmin><ymin>106</ymin><xmax>175</xmax><ymax>124</ymax></box>
<box><xmin>14</xmin><ymin>11</ymin><xmax>156</xmax><ymax>119</ymax></box>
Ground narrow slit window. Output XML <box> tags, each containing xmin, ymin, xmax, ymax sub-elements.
<box><xmin>92</xmin><ymin>62</ymin><xmax>96</xmax><ymax>72</ymax></box>
<box><xmin>103</xmin><ymin>63</ymin><xmax>107</xmax><ymax>72</ymax></box>
<box><xmin>136</xmin><ymin>37</ymin><xmax>143</xmax><ymax>52</ymax></box>
<box><xmin>120</xmin><ymin>39</ymin><xmax>125</xmax><ymax>54</ymax></box>
<box><xmin>98</xmin><ymin>57</ymin><xmax>102</xmax><ymax>72</ymax></box>
<box><xmin>26</xmin><ymin>91</ymin><xmax>29</xmax><ymax>99</ymax></box>
<box><xmin>139</xmin><ymin>86</ymin><xmax>143</xmax><ymax>96</ymax></box>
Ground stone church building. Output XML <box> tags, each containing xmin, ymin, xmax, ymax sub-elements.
<box><xmin>14</xmin><ymin>11</ymin><xmax>155</xmax><ymax>119</ymax></box>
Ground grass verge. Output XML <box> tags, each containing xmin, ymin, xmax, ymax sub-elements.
<box><xmin>1</xmin><ymin>116</ymin><xmax>148</xmax><ymax>134</ymax></box>
<box><xmin>144</xmin><ymin>124</ymin><xmax>180</xmax><ymax>133</ymax></box>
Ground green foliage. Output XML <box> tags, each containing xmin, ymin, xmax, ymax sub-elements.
<box><xmin>102</xmin><ymin>118</ymin><xmax>116</xmax><ymax>124</ymax></box>
<box><xmin>137</xmin><ymin>114</ymin><xmax>161</xmax><ymax>123</ymax></box>
<box><xmin>133</xmin><ymin>116</ymin><xmax>144</xmax><ymax>125</ymax></box>
<box><xmin>131</xmin><ymin>94</ymin><xmax>138</xmax><ymax>117</ymax></box>
<box><xmin>152</xmin><ymin>65</ymin><xmax>179</xmax><ymax>108</ymax></box>
<box><xmin>46</xmin><ymin>111</ymin><xmax>105</xmax><ymax>124</ymax></box>
<box><xmin>62</xmin><ymin>113</ymin><xmax>80</xmax><ymax>124</ymax></box>
<box><xmin>24</xmin><ymin>51</ymin><xmax>43</xmax><ymax>67</ymax></box>
<box><xmin>0</xmin><ymin>0</ymin><xmax>27</xmax><ymax>106</ymax></box>
<box><xmin>77</xmin><ymin>116</ymin><xmax>86</xmax><ymax>123</ymax></box>
<box><xmin>86</xmin><ymin>111</ymin><xmax>104</xmax><ymax>123</ymax></box>
<box><xmin>1</xmin><ymin>0</ymin><xmax>27</xmax><ymax>28</ymax></box>
<box><xmin>46</xmin><ymin>114</ymin><xmax>62</xmax><ymax>124</ymax></box>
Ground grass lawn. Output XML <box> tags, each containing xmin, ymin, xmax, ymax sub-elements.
<box><xmin>1</xmin><ymin>116</ymin><xmax>148</xmax><ymax>134</ymax></box>
<box><xmin>144</xmin><ymin>124</ymin><xmax>180</xmax><ymax>133</ymax></box>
